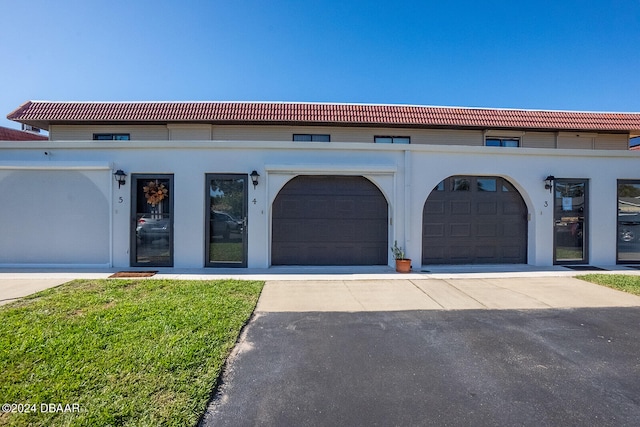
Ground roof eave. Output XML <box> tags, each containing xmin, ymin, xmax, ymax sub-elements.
<box><xmin>9</xmin><ymin>118</ymin><xmax>639</xmax><ymax>136</ymax></box>
<box><xmin>29</xmin><ymin>118</ymin><xmax>636</xmax><ymax>135</ymax></box>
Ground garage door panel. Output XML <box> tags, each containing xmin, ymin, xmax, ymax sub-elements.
<box><xmin>476</xmin><ymin>246</ymin><xmax>497</xmax><ymax>259</ymax></box>
<box><xmin>450</xmin><ymin>223</ymin><xmax>471</xmax><ymax>237</ymax></box>
<box><xmin>477</xmin><ymin>201</ymin><xmax>498</xmax><ymax>215</ymax></box>
<box><xmin>360</xmin><ymin>200</ymin><xmax>388</xmax><ymax>217</ymax></box>
<box><xmin>477</xmin><ymin>223</ymin><xmax>498</xmax><ymax>237</ymax></box>
<box><xmin>501</xmin><ymin>246</ymin><xmax>525</xmax><ymax>262</ymax></box>
<box><xmin>276</xmin><ymin>198</ymin><xmax>305</xmax><ymax>218</ymax></box>
<box><xmin>448</xmin><ymin>246</ymin><xmax>473</xmax><ymax>262</ymax></box>
<box><xmin>503</xmin><ymin>222</ymin><xmax>525</xmax><ymax>237</ymax></box>
<box><xmin>335</xmin><ymin>199</ymin><xmax>356</xmax><ymax>216</ymax></box>
<box><xmin>272</xmin><ymin>176</ymin><xmax>388</xmax><ymax>265</ymax></box>
<box><xmin>424</xmin><ymin>223</ymin><xmax>445</xmax><ymax>238</ymax></box>
<box><xmin>425</xmin><ymin>200</ymin><xmax>445</xmax><ymax>214</ymax></box>
<box><xmin>424</xmin><ymin>247</ymin><xmax>446</xmax><ymax>264</ymax></box>
<box><xmin>451</xmin><ymin>201</ymin><xmax>471</xmax><ymax>214</ymax></box>
<box><xmin>308</xmin><ymin>246</ymin><xmax>334</xmax><ymax>263</ymax></box>
<box><xmin>503</xmin><ymin>201</ymin><xmax>523</xmax><ymax>214</ymax></box>
<box><xmin>307</xmin><ymin>199</ymin><xmax>329</xmax><ymax>217</ymax></box>
<box><xmin>423</xmin><ymin>176</ymin><xmax>527</xmax><ymax>265</ymax></box>
<box><xmin>272</xmin><ymin>244</ymin><xmax>303</xmax><ymax>263</ymax></box>
<box><xmin>273</xmin><ymin>220</ymin><xmax>306</xmax><ymax>241</ymax></box>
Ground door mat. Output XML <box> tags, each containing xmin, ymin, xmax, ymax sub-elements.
<box><xmin>108</xmin><ymin>271</ymin><xmax>158</xmax><ymax>278</ymax></box>
<box><xmin>563</xmin><ymin>266</ymin><xmax>608</xmax><ymax>271</ymax></box>
<box><xmin>625</xmin><ymin>266</ymin><xmax>640</xmax><ymax>270</ymax></box>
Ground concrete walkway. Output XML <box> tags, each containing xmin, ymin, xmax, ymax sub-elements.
<box><xmin>256</xmin><ymin>276</ymin><xmax>640</xmax><ymax>312</ymax></box>
<box><xmin>0</xmin><ymin>278</ymin><xmax>70</xmax><ymax>306</ymax></box>
<box><xmin>2</xmin><ymin>266</ymin><xmax>640</xmax><ymax>309</ymax></box>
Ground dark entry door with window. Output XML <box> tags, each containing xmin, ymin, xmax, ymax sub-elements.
<box><xmin>131</xmin><ymin>174</ymin><xmax>174</xmax><ymax>267</ymax></box>
<box><xmin>617</xmin><ymin>180</ymin><xmax>640</xmax><ymax>263</ymax></box>
<box><xmin>206</xmin><ymin>174</ymin><xmax>248</xmax><ymax>267</ymax></box>
<box><xmin>554</xmin><ymin>179</ymin><xmax>588</xmax><ymax>264</ymax></box>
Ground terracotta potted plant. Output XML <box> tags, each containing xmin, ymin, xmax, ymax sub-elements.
<box><xmin>391</xmin><ymin>241</ymin><xmax>411</xmax><ymax>273</ymax></box>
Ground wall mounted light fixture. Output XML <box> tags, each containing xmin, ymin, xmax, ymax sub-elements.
<box><xmin>113</xmin><ymin>169</ymin><xmax>127</xmax><ymax>188</ymax></box>
<box><xmin>544</xmin><ymin>175</ymin><xmax>555</xmax><ymax>193</ymax></box>
<box><xmin>250</xmin><ymin>170</ymin><xmax>260</xmax><ymax>188</ymax></box>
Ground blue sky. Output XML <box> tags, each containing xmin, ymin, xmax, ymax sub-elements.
<box><xmin>2</xmin><ymin>0</ymin><xmax>640</xmax><ymax>130</ymax></box>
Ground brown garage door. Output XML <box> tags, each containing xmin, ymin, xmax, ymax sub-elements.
<box><xmin>423</xmin><ymin>176</ymin><xmax>527</xmax><ymax>264</ymax></box>
<box><xmin>272</xmin><ymin>175</ymin><xmax>388</xmax><ymax>265</ymax></box>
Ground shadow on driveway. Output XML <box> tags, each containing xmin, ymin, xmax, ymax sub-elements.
<box><xmin>201</xmin><ymin>307</ymin><xmax>640</xmax><ymax>426</ymax></box>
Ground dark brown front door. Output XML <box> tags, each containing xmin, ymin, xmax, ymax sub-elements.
<box><xmin>422</xmin><ymin>176</ymin><xmax>527</xmax><ymax>264</ymax></box>
<box><xmin>272</xmin><ymin>175</ymin><xmax>388</xmax><ymax>265</ymax></box>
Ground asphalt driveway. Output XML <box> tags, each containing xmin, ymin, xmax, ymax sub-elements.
<box><xmin>201</xmin><ymin>278</ymin><xmax>640</xmax><ymax>426</ymax></box>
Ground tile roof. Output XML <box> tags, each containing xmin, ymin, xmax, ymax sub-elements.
<box><xmin>0</xmin><ymin>125</ymin><xmax>48</xmax><ymax>141</ymax></box>
<box><xmin>7</xmin><ymin>101</ymin><xmax>640</xmax><ymax>135</ymax></box>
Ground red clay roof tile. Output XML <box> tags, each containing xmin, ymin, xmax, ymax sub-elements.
<box><xmin>7</xmin><ymin>101</ymin><xmax>640</xmax><ymax>134</ymax></box>
<box><xmin>0</xmin><ymin>125</ymin><xmax>48</xmax><ymax>141</ymax></box>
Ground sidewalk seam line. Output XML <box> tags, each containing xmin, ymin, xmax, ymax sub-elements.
<box><xmin>407</xmin><ymin>280</ymin><xmax>445</xmax><ymax>309</ymax></box>
<box><xmin>343</xmin><ymin>280</ymin><xmax>368</xmax><ymax>311</ymax></box>
<box><xmin>444</xmin><ymin>279</ymin><xmax>488</xmax><ymax>309</ymax></box>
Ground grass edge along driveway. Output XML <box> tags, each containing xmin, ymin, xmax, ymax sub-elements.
<box><xmin>0</xmin><ymin>279</ymin><xmax>263</xmax><ymax>427</ymax></box>
<box><xmin>578</xmin><ymin>273</ymin><xmax>640</xmax><ymax>297</ymax></box>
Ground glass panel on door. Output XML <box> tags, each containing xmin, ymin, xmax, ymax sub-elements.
<box><xmin>132</xmin><ymin>175</ymin><xmax>173</xmax><ymax>266</ymax></box>
<box><xmin>554</xmin><ymin>179</ymin><xmax>588</xmax><ymax>264</ymax></box>
<box><xmin>617</xmin><ymin>180</ymin><xmax>640</xmax><ymax>263</ymax></box>
<box><xmin>206</xmin><ymin>174</ymin><xmax>247</xmax><ymax>267</ymax></box>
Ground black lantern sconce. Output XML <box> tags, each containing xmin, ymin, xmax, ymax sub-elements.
<box><xmin>113</xmin><ymin>169</ymin><xmax>127</xmax><ymax>189</ymax></box>
<box><xmin>250</xmin><ymin>170</ymin><xmax>260</xmax><ymax>189</ymax></box>
<box><xmin>544</xmin><ymin>175</ymin><xmax>555</xmax><ymax>193</ymax></box>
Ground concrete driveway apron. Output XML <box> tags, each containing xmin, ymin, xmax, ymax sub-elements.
<box><xmin>201</xmin><ymin>277</ymin><xmax>640</xmax><ymax>426</ymax></box>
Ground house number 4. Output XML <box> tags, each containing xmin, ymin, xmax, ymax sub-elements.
<box><xmin>252</xmin><ymin>198</ymin><xmax>257</xmax><ymax>205</ymax></box>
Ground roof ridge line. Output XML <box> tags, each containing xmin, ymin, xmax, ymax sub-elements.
<box><xmin>20</xmin><ymin>100</ymin><xmax>640</xmax><ymax>115</ymax></box>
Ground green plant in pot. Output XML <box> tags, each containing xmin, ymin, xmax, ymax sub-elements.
<box><xmin>391</xmin><ymin>240</ymin><xmax>411</xmax><ymax>273</ymax></box>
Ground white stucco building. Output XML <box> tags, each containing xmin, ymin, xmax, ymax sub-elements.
<box><xmin>2</xmin><ymin>101</ymin><xmax>640</xmax><ymax>270</ymax></box>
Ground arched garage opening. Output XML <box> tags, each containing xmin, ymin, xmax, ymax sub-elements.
<box><xmin>423</xmin><ymin>176</ymin><xmax>527</xmax><ymax>264</ymax></box>
<box><xmin>272</xmin><ymin>175</ymin><xmax>388</xmax><ymax>265</ymax></box>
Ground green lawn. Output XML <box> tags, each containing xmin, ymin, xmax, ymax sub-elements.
<box><xmin>578</xmin><ymin>274</ymin><xmax>640</xmax><ymax>296</ymax></box>
<box><xmin>0</xmin><ymin>279</ymin><xmax>263</xmax><ymax>427</ymax></box>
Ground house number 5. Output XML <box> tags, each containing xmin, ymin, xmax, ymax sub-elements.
<box><xmin>118</xmin><ymin>197</ymin><xmax>124</xmax><ymax>204</ymax></box>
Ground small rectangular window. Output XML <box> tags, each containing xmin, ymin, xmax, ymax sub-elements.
<box><xmin>486</xmin><ymin>137</ymin><xmax>519</xmax><ymax>147</ymax></box>
<box><xmin>293</xmin><ymin>134</ymin><xmax>330</xmax><ymax>142</ymax></box>
<box><xmin>375</xmin><ymin>136</ymin><xmax>411</xmax><ymax>144</ymax></box>
<box><xmin>452</xmin><ymin>178</ymin><xmax>470</xmax><ymax>191</ymax></box>
<box><xmin>477</xmin><ymin>178</ymin><xmax>497</xmax><ymax>192</ymax></box>
<box><xmin>93</xmin><ymin>133</ymin><xmax>130</xmax><ymax>141</ymax></box>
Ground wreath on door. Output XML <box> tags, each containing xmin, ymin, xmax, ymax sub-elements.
<box><xmin>143</xmin><ymin>180</ymin><xmax>168</xmax><ymax>206</ymax></box>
